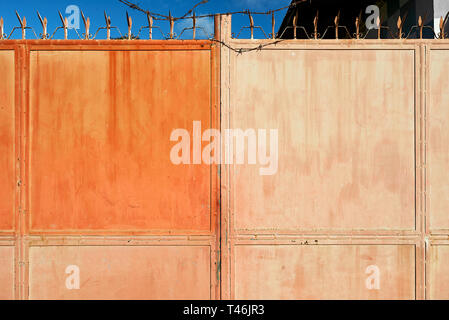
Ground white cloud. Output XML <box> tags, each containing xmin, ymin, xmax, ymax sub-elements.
<box><xmin>176</xmin><ymin>14</ymin><xmax>215</xmax><ymax>39</ymax></box>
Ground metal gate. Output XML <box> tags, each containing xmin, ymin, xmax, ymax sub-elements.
<box><xmin>1</xmin><ymin>13</ymin><xmax>449</xmax><ymax>300</ymax></box>
<box><xmin>219</xmin><ymin>15</ymin><xmax>449</xmax><ymax>300</ymax></box>
<box><xmin>0</xmin><ymin>37</ymin><xmax>220</xmax><ymax>299</ymax></box>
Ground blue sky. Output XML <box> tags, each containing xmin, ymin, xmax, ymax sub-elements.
<box><xmin>0</xmin><ymin>0</ymin><xmax>292</xmax><ymax>39</ymax></box>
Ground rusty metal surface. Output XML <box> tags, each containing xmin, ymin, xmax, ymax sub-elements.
<box><xmin>428</xmin><ymin>245</ymin><xmax>449</xmax><ymax>300</ymax></box>
<box><xmin>234</xmin><ymin>245</ymin><xmax>415</xmax><ymax>300</ymax></box>
<box><xmin>29</xmin><ymin>49</ymin><xmax>211</xmax><ymax>233</ymax></box>
<box><xmin>428</xmin><ymin>48</ymin><xmax>449</xmax><ymax>232</ymax></box>
<box><xmin>230</xmin><ymin>48</ymin><xmax>415</xmax><ymax>232</ymax></box>
<box><xmin>0</xmin><ymin>40</ymin><xmax>219</xmax><ymax>300</ymax></box>
<box><xmin>1</xmin><ymin>14</ymin><xmax>449</xmax><ymax>300</ymax></box>
<box><xmin>0</xmin><ymin>246</ymin><xmax>15</xmax><ymax>299</ymax></box>
<box><xmin>426</xmin><ymin>45</ymin><xmax>449</xmax><ymax>300</ymax></box>
<box><xmin>28</xmin><ymin>245</ymin><xmax>211</xmax><ymax>300</ymax></box>
<box><xmin>0</xmin><ymin>50</ymin><xmax>15</xmax><ymax>232</ymax></box>
<box><xmin>218</xmin><ymin>15</ymin><xmax>442</xmax><ymax>300</ymax></box>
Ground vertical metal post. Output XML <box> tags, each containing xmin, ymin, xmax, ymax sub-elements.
<box><xmin>169</xmin><ymin>11</ymin><xmax>174</xmax><ymax>39</ymax></box>
<box><xmin>219</xmin><ymin>13</ymin><xmax>232</xmax><ymax>299</ymax></box>
<box><xmin>64</xmin><ymin>17</ymin><xmax>68</xmax><ymax>40</ymax></box>
<box><xmin>126</xmin><ymin>12</ymin><xmax>132</xmax><ymax>40</ymax></box>
<box><xmin>293</xmin><ymin>9</ymin><xmax>298</xmax><ymax>39</ymax></box>
<box><xmin>104</xmin><ymin>11</ymin><xmax>111</xmax><ymax>40</ymax></box>
<box><xmin>147</xmin><ymin>14</ymin><xmax>153</xmax><ymax>40</ymax></box>
<box><xmin>22</xmin><ymin>17</ymin><xmax>26</xmax><ymax>39</ymax></box>
<box><xmin>397</xmin><ymin>16</ymin><xmax>403</xmax><ymax>39</ymax></box>
<box><xmin>214</xmin><ymin>14</ymin><xmax>219</xmax><ymax>41</ymax></box>
<box><xmin>271</xmin><ymin>12</ymin><xmax>275</xmax><ymax>39</ymax></box>
<box><xmin>334</xmin><ymin>12</ymin><xmax>340</xmax><ymax>39</ymax></box>
<box><xmin>377</xmin><ymin>16</ymin><xmax>381</xmax><ymax>39</ymax></box>
<box><xmin>249</xmin><ymin>13</ymin><xmax>254</xmax><ymax>39</ymax></box>
<box><xmin>192</xmin><ymin>12</ymin><xmax>196</xmax><ymax>40</ymax></box>
<box><xmin>85</xmin><ymin>18</ymin><xmax>90</xmax><ymax>40</ymax></box>
<box><xmin>0</xmin><ymin>17</ymin><xmax>4</xmax><ymax>40</ymax></box>
<box><xmin>418</xmin><ymin>16</ymin><xmax>423</xmax><ymax>39</ymax></box>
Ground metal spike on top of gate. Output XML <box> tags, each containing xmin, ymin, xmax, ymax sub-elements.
<box><xmin>0</xmin><ymin>6</ymin><xmax>448</xmax><ymax>41</ymax></box>
<box><xmin>10</xmin><ymin>11</ymin><xmax>32</xmax><ymax>40</ymax></box>
<box><xmin>81</xmin><ymin>10</ymin><xmax>90</xmax><ymax>40</ymax></box>
<box><xmin>313</xmin><ymin>11</ymin><xmax>319</xmax><ymax>40</ymax></box>
<box><xmin>37</xmin><ymin>11</ymin><xmax>47</xmax><ymax>39</ymax></box>
<box><xmin>0</xmin><ymin>17</ymin><xmax>4</xmax><ymax>40</ymax></box>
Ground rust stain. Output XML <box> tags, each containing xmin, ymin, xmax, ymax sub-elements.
<box><xmin>0</xmin><ymin>51</ymin><xmax>15</xmax><ymax>231</ymax></box>
<box><xmin>1</xmin><ymin>28</ymin><xmax>449</xmax><ymax>300</ymax></box>
<box><xmin>28</xmin><ymin>49</ymin><xmax>212</xmax><ymax>232</ymax></box>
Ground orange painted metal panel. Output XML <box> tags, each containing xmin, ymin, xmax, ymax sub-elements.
<box><xmin>0</xmin><ymin>51</ymin><xmax>15</xmax><ymax>231</ymax></box>
<box><xmin>234</xmin><ymin>245</ymin><xmax>415</xmax><ymax>300</ymax></box>
<box><xmin>428</xmin><ymin>49</ymin><xmax>449</xmax><ymax>231</ymax></box>
<box><xmin>29</xmin><ymin>50</ymin><xmax>212</xmax><ymax>232</ymax></box>
<box><xmin>1</xmin><ymin>33</ymin><xmax>445</xmax><ymax>300</ymax></box>
<box><xmin>428</xmin><ymin>245</ymin><xmax>449</xmax><ymax>299</ymax></box>
<box><xmin>29</xmin><ymin>245</ymin><xmax>211</xmax><ymax>300</ymax></box>
<box><xmin>0</xmin><ymin>246</ymin><xmax>15</xmax><ymax>299</ymax></box>
<box><xmin>230</xmin><ymin>49</ymin><xmax>416</xmax><ymax>231</ymax></box>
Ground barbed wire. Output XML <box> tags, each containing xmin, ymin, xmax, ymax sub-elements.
<box><xmin>116</xmin><ymin>0</ymin><xmax>449</xmax><ymax>53</ymax></box>
<box><xmin>0</xmin><ymin>1</ymin><xmax>448</xmax><ymax>53</ymax></box>
<box><xmin>118</xmin><ymin>0</ymin><xmax>306</xmax><ymax>21</ymax></box>
<box><xmin>0</xmin><ymin>0</ymin><xmax>305</xmax><ymax>41</ymax></box>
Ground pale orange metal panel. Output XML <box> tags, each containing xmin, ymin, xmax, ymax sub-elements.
<box><xmin>29</xmin><ymin>245</ymin><xmax>211</xmax><ymax>299</ymax></box>
<box><xmin>0</xmin><ymin>246</ymin><xmax>15</xmax><ymax>299</ymax></box>
<box><xmin>29</xmin><ymin>50</ymin><xmax>212</xmax><ymax>232</ymax></box>
<box><xmin>0</xmin><ymin>50</ymin><xmax>15</xmax><ymax>231</ymax></box>
<box><xmin>428</xmin><ymin>49</ymin><xmax>449</xmax><ymax>231</ymax></box>
<box><xmin>234</xmin><ymin>245</ymin><xmax>415</xmax><ymax>300</ymax></box>
<box><xmin>428</xmin><ymin>245</ymin><xmax>449</xmax><ymax>299</ymax></box>
<box><xmin>231</xmin><ymin>49</ymin><xmax>416</xmax><ymax>231</ymax></box>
